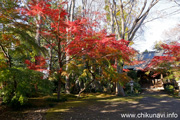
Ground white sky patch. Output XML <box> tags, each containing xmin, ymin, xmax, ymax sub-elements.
<box><xmin>145</xmin><ymin>18</ymin><xmax>178</xmax><ymax>49</ymax></box>
<box><xmin>132</xmin><ymin>0</ymin><xmax>180</xmax><ymax>52</ymax></box>
<box><xmin>132</xmin><ymin>18</ymin><xmax>179</xmax><ymax>52</ymax></box>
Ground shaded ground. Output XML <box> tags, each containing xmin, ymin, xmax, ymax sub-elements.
<box><xmin>46</xmin><ymin>90</ymin><xmax>180</xmax><ymax>120</ymax></box>
<box><xmin>0</xmin><ymin>90</ymin><xmax>180</xmax><ymax>120</ymax></box>
<box><xmin>141</xmin><ymin>79</ymin><xmax>164</xmax><ymax>89</ymax></box>
<box><xmin>0</xmin><ymin>98</ymin><xmax>49</xmax><ymax>120</ymax></box>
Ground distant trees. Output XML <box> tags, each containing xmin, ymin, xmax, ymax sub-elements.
<box><xmin>153</xmin><ymin>41</ymin><xmax>163</xmax><ymax>51</ymax></box>
<box><xmin>143</xmin><ymin>49</ymin><xmax>149</xmax><ymax>52</ymax></box>
<box><xmin>105</xmin><ymin>0</ymin><xmax>159</xmax><ymax>41</ymax></box>
<box><xmin>163</xmin><ymin>24</ymin><xmax>180</xmax><ymax>43</ymax></box>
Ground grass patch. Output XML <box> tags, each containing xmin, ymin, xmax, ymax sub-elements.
<box><xmin>97</xmin><ymin>95</ymin><xmax>143</xmax><ymax>102</ymax></box>
<box><xmin>79</xmin><ymin>93</ymin><xmax>114</xmax><ymax>99</ymax></box>
<box><xmin>0</xmin><ymin>93</ymin><xmax>79</xmax><ymax>119</ymax></box>
<box><xmin>142</xmin><ymin>94</ymin><xmax>172</xmax><ymax>99</ymax></box>
<box><xmin>27</xmin><ymin>93</ymin><xmax>78</xmax><ymax>108</ymax></box>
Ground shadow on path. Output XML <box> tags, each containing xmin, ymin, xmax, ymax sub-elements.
<box><xmin>46</xmin><ymin>90</ymin><xmax>180</xmax><ymax>120</ymax></box>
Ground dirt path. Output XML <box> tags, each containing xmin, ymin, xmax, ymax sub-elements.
<box><xmin>46</xmin><ymin>90</ymin><xmax>180</xmax><ymax>120</ymax></box>
<box><xmin>0</xmin><ymin>90</ymin><xmax>180</xmax><ymax>120</ymax></box>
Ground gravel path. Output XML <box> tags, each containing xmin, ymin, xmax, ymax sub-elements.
<box><xmin>1</xmin><ymin>90</ymin><xmax>180</xmax><ymax>120</ymax></box>
<box><xmin>51</xmin><ymin>90</ymin><xmax>180</xmax><ymax>120</ymax></box>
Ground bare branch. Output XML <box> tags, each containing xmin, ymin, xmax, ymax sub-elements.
<box><xmin>144</xmin><ymin>8</ymin><xmax>180</xmax><ymax>24</ymax></box>
<box><xmin>128</xmin><ymin>0</ymin><xmax>159</xmax><ymax>41</ymax></box>
<box><xmin>128</xmin><ymin>0</ymin><xmax>147</xmax><ymax>37</ymax></box>
<box><xmin>125</xmin><ymin>1</ymin><xmax>135</xmax><ymax>27</ymax></box>
<box><xmin>0</xmin><ymin>43</ymin><xmax>9</xmax><ymax>59</ymax></box>
<box><xmin>174</xmin><ymin>0</ymin><xmax>180</xmax><ymax>6</ymax></box>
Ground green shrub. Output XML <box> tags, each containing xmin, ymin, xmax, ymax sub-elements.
<box><xmin>125</xmin><ymin>82</ymin><xmax>142</xmax><ymax>95</ymax></box>
<box><xmin>0</xmin><ymin>67</ymin><xmax>54</xmax><ymax>108</ymax></box>
<box><xmin>165</xmin><ymin>85</ymin><xmax>174</xmax><ymax>94</ymax></box>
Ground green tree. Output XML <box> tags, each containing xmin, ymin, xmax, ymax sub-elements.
<box><xmin>0</xmin><ymin>0</ymin><xmax>52</xmax><ymax>107</ymax></box>
<box><xmin>0</xmin><ymin>0</ymin><xmax>44</xmax><ymax>68</ymax></box>
<box><xmin>153</xmin><ymin>41</ymin><xmax>163</xmax><ymax>50</ymax></box>
<box><xmin>0</xmin><ymin>68</ymin><xmax>53</xmax><ymax>107</ymax></box>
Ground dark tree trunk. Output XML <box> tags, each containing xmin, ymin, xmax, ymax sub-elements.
<box><xmin>78</xmin><ymin>65</ymin><xmax>96</xmax><ymax>97</ymax></box>
<box><xmin>116</xmin><ymin>61</ymin><xmax>125</xmax><ymax>96</ymax></box>
<box><xmin>65</xmin><ymin>0</ymin><xmax>75</xmax><ymax>94</ymax></box>
<box><xmin>57</xmin><ymin>77</ymin><xmax>61</xmax><ymax>100</ymax></box>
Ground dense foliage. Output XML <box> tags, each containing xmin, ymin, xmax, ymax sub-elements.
<box><xmin>0</xmin><ymin>68</ymin><xmax>53</xmax><ymax>107</ymax></box>
<box><xmin>0</xmin><ymin>0</ymin><xmax>52</xmax><ymax>107</ymax></box>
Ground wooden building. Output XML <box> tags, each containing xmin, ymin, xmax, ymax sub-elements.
<box><xmin>124</xmin><ymin>50</ymin><xmax>165</xmax><ymax>89</ymax></box>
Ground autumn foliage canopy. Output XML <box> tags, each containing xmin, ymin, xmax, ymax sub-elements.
<box><xmin>22</xmin><ymin>0</ymin><xmax>136</xmax><ymax>73</ymax></box>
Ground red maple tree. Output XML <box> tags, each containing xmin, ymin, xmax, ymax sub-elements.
<box><xmin>25</xmin><ymin>56</ymin><xmax>47</xmax><ymax>72</ymax></box>
<box><xmin>145</xmin><ymin>42</ymin><xmax>180</xmax><ymax>78</ymax></box>
<box><xmin>23</xmin><ymin>0</ymin><xmax>137</xmax><ymax>99</ymax></box>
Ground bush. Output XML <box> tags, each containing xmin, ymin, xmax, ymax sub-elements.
<box><xmin>0</xmin><ymin>67</ymin><xmax>54</xmax><ymax>108</ymax></box>
<box><xmin>125</xmin><ymin>82</ymin><xmax>142</xmax><ymax>95</ymax></box>
<box><xmin>165</xmin><ymin>85</ymin><xmax>174</xmax><ymax>94</ymax></box>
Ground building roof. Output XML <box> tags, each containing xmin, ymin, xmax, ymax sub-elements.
<box><xmin>124</xmin><ymin>50</ymin><xmax>164</xmax><ymax>71</ymax></box>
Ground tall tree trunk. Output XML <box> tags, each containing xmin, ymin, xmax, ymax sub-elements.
<box><xmin>116</xmin><ymin>60</ymin><xmax>125</xmax><ymax>96</ymax></box>
<box><xmin>65</xmin><ymin>0</ymin><xmax>75</xmax><ymax>94</ymax></box>
<box><xmin>108</xmin><ymin>0</ymin><xmax>115</xmax><ymax>33</ymax></box>
<box><xmin>57</xmin><ymin>75</ymin><xmax>61</xmax><ymax>100</ymax></box>
<box><xmin>108</xmin><ymin>1</ymin><xmax>125</xmax><ymax>96</ymax></box>
<box><xmin>47</xmin><ymin>46</ymin><xmax>53</xmax><ymax>79</ymax></box>
<box><xmin>57</xmin><ymin>41</ymin><xmax>62</xmax><ymax>100</ymax></box>
<box><xmin>113</xmin><ymin>0</ymin><xmax>159</xmax><ymax>96</ymax></box>
<box><xmin>57</xmin><ymin>50</ymin><xmax>62</xmax><ymax>100</ymax></box>
<box><xmin>118</xmin><ymin>0</ymin><xmax>125</xmax><ymax>39</ymax></box>
<box><xmin>78</xmin><ymin>61</ymin><xmax>95</xmax><ymax>96</ymax></box>
<box><xmin>57</xmin><ymin>8</ymin><xmax>62</xmax><ymax>100</ymax></box>
<box><xmin>82</xmin><ymin>0</ymin><xmax>87</xmax><ymax>17</ymax></box>
<box><xmin>35</xmin><ymin>12</ymin><xmax>41</xmax><ymax>46</ymax></box>
<box><xmin>107</xmin><ymin>0</ymin><xmax>159</xmax><ymax>96</ymax></box>
<box><xmin>78</xmin><ymin>71</ymin><xmax>95</xmax><ymax>97</ymax></box>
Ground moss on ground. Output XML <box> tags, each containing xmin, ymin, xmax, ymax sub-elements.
<box><xmin>45</xmin><ymin>93</ymin><xmax>145</xmax><ymax>120</ymax></box>
<box><xmin>1</xmin><ymin>92</ymin><xmax>177</xmax><ymax>120</ymax></box>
